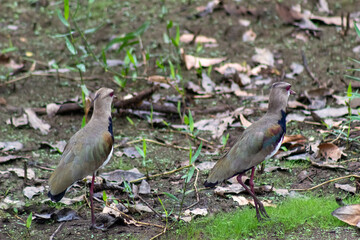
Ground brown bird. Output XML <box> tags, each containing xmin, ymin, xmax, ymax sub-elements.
<box><xmin>204</xmin><ymin>82</ymin><xmax>295</xmax><ymax>220</ymax></box>
<box><xmin>48</xmin><ymin>87</ymin><xmax>115</xmax><ymax>228</ymax></box>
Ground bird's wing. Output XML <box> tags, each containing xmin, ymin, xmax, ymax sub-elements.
<box><xmin>205</xmin><ymin>122</ymin><xmax>284</xmax><ymax>187</ymax></box>
<box><xmin>48</xmin><ymin>131</ymin><xmax>113</xmax><ymax>196</ymax></box>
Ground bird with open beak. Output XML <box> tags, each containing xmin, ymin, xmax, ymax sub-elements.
<box><xmin>48</xmin><ymin>87</ymin><xmax>115</xmax><ymax>229</ymax></box>
<box><xmin>204</xmin><ymin>82</ymin><xmax>295</xmax><ymax>221</ymax></box>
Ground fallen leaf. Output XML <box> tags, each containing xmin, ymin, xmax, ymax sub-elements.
<box><xmin>197</xmin><ymin>161</ymin><xmax>216</xmax><ymax>171</ymax></box>
<box><xmin>0</xmin><ymin>196</ymin><xmax>25</xmax><ymax>210</ymax></box>
<box><xmin>286</xmin><ymin>113</ymin><xmax>307</xmax><ymax>122</ymax></box>
<box><xmin>184</xmin><ymin>208</ymin><xmax>208</xmax><ymax>217</ymax></box>
<box><xmin>46</xmin><ymin>103</ymin><xmax>61</xmax><ymax>117</ymax></box>
<box><xmin>335</xmin><ymin>183</ymin><xmax>356</xmax><ymax>194</ymax></box>
<box><xmin>0</xmin><ymin>141</ymin><xmax>23</xmax><ymax>152</ymax></box>
<box><xmin>8</xmin><ymin>167</ymin><xmax>35</xmax><ymax>179</ymax></box>
<box><xmin>201</xmin><ymin>72</ymin><xmax>216</xmax><ymax>93</ymax></box>
<box><xmin>23</xmin><ymin>186</ymin><xmax>45</xmax><ymax>199</ymax></box>
<box><xmin>128</xmin><ymin>203</ymin><xmax>152</xmax><ymax>213</ymax></box>
<box><xmin>239</xmin><ymin>19</ymin><xmax>251</xmax><ymax>27</ymax></box>
<box><xmin>0</xmin><ymin>155</ymin><xmax>26</xmax><ymax>163</ymax></box>
<box><xmin>139</xmin><ymin>180</ymin><xmax>151</xmax><ymax>195</ymax></box>
<box><xmin>101</xmin><ymin>168</ymin><xmax>144</xmax><ymax>182</ymax></box>
<box><xmin>7</xmin><ymin>114</ymin><xmax>28</xmax><ymax>127</ymax></box>
<box><xmin>283</xmin><ymin>134</ymin><xmax>307</xmax><ymax>145</ymax></box>
<box><xmin>214</xmin><ymin>184</ymin><xmax>245</xmax><ymax>196</ymax></box>
<box><xmin>251</xmin><ymin>48</ymin><xmax>274</xmax><ymax>67</ymax></box>
<box><xmin>40</xmin><ymin>140</ymin><xmax>67</xmax><ymax>153</ymax></box>
<box><xmin>231</xmin><ymin>196</ymin><xmax>252</xmax><ymax>206</ymax></box>
<box><xmin>122</xmin><ymin>147</ymin><xmax>142</xmax><ymax>158</ymax></box>
<box><xmin>24</xmin><ymin>108</ymin><xmax>51</xmax><ymax>135</ymax></box>
<box><xmin>182</xmin><ymin>49</ymin><xmax>226</xmax><ymax>70</ymax></box>
<box><xmin>314</xmin><ymin>107</ymin><xmax>356</xmax><ymax>118</ymax></box>
<box><xmin>195</xmin><ymin>0</ymin><xmax>220</xmax><ymax>17</ymax></box>
<box><xmin>275</xmin><ymin>2</ymin><xmax>303</xmax><ymax>24</ymax></box>
<box><xmin>186</xmin><ymin>81</ymin><xmax>205</xmax><ymax>94</ymax></box>
<box><xmin>59</xmin><ymin>195</ymin><xmax>85</xmax><ymax>205</ymax></box>
<box><xmin>215</xmin><ymin>63</ymin><xmax>248</xmax><ymax>75</ymax></box>
<box><xmin>240</xmin><ymin>114</ymin><xmax>252</xmax><ymax>128</ymax></box>
<box><xmin>242</xmin><ymin>29</ymin><xmax>256</xmax><ymax>42</ymax></box>
<box><xmin>194</xmin><ymin>111</ymin><xmax>236</xmax><ymax>139</ymax></box>
<box><xmin>273</xmin><ymin>188</ymin><xmax>289</xmax><ymax>196</ymax></box>
<box><xmin>317</xmin><ymin>142</ymin><xmax>345</xmax><ymax>161</ymax></box>
<box><xmin>147</xmin><ymin>75</ymin><xmax>170</xmax><ymax>83</ymax></box>
<box><xmin>0</xmin><ymin>97</ymin><xmax>7</xmax><ymax>105</ymax></box>
<box><xmin>332</xmin><ymin>204</ymin><xmax>360</xmax><ymax>227</ymax></box>
<box><xmin>180</xmin><ymin>34</ymin><xmax>217</xmax><ymax>44</ymax></box>
<box><xmin>318</xmin><ymin>0</ymin><xmax>330</xmax><ymax>13</ymax></box>
<box><xmin>264</xmin><ymin>166</ymin><xmax>289</xmax><ymax>173</ymax></box>
<box><xmin>285</xmin><ymin>62</ymin><xmax>304</xmax><ymax>79</ymax></box>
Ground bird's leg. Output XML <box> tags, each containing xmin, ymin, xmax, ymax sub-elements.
<box><xmin>248</xmin><ymin>167</ymin><xmax>269</xmax><ymax>219</ymax></box>
<box><xmin>236</xmin><ymin>173</ymin><xmax>269</xmax><ymax>221</ymax></box>
<box><xmin>90</xmin><ymin>173</ymin><xmax>96</xmax><ymax>229</ymax></box>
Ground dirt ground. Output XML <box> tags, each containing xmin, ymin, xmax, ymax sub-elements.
<box><xmin>1</xmin><ymin>0</ymin><xmax>360</xmax><ymax>239</ymax></box>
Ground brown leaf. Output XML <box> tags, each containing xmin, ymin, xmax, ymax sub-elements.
<box><xmin>182</xmin><ymin>49</ymin><xmax>226</xmax><ymax>70</ymax></box>
<box><xmin>24</xmin><ymin>108</ymin><xmax>51</xmax><ymax>135</ymax></box>
<box><xmin>275</xmin><ymin>2</ymin><xmax>303</xmax><ymax>24</ymax></box>
<box><xmin>251</xmin><ymin>48</ymin><xmax>274</xmax><ymax>67</ymax></box>
<box><xmin>332</xmin><ymin>204</ymin><xmax>360</xmax><ymax>227</ymax></box>
<box><xmin>242</xmin><ymin>29</ymin><xmax>256</xmax><ymax>42</ymax></box>
<box><xmin>239</xmin><ymin>114</ymin><xmax>252</xmax><ymax>128</ymax></box>
<box><xmin>0</xmin><ymin>155</ymin><xmax>27</xmax><ymax>164</ymax></box>
<box><xmin>335</xmin><ymin>183</ymin><xmax>356</xmax><ymax>194</ymax></box>
<box><xmin>180</xmin><ymin>34</ymin><xmax>217</xmax><ymax>44</ymax></box>
<box><xmin>0</xmin><ymin>97</ymin><xmax>7</xmax><ymax>105</ymax></box>
<box><xmin>214</xmin><ymin>184</ymin><xmax>245</xmax><ymax>196</ymax></box>
<box><xmin>283</xmin><ymin>134</ymin><xmax>307</xmax><ymax>145</ymax></box>
<box><xmin>148</xmin><ymin>75</ymin><xmax>170</xmax><ymax>83</ymax></box>
<box><xmin>215</xmin><ymin>63</ymin><xmax>248</xmax><ymax>75</ymax></box>
<box><xmin>196</xmin><ymin>161</ymin><xmax>216</xmax><ymax>171</ymax></box>
<box><xmin>317</xmin><ymin>142</ymin><xmax>345</xmax><ymax>161</ymax></box>
<box><xmin>0</xmin><ymin>141</ymin><xmax>23</xmax><ymax>152</ymax></box>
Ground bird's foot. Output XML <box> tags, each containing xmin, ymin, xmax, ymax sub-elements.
<box><xmin>90</xmin><ymin>223</ymin><xmax>106</xmax><ymax>231</ymax></box>
<box><xmin>254</xmin><ymin>200</ymin><xmax>270</xmax><ymax>221</ymax></box>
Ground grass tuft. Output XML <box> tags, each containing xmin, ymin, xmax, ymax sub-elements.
<box><xmin>173</xmin><ymin>196</ymin><xmax>351</xmax><ymax>239</ymax></box>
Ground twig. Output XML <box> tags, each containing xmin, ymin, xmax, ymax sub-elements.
<box><xmin>290</xmin><ymin>174</ymin><xmax>360</xmax><ymax>191</ymax></box>
<box><xmin>150</xmin><ymin>226</ymin><xmax>167</xmax><ymax>240</ymax></box>
<box><xmin>49</xmin><ymin>222</ymin><xmax>65</xmax><ymax>240</ymax></box>
<box><xmin>124</xmin><ymin>138</ymin><xmax>193</xmax><ymax>151</ymax></box>
<box><xmin>301</xmin><ymin>50</ymin><xmax>320</xmax><ymax>85</ymax></box>
<box><xmin>130</xmin><ymin>164</ymin><xmax>192</xmax><ymax>183</ymax></box>
<box><xmin>107</xmin><ymin>205</ymin><xmax>164</xmax><ymax>228</ymax></box>
<box><xmin>138</xmin><ymin>195</ymin><xmax>163</xmax><ymax>219</ymax></box>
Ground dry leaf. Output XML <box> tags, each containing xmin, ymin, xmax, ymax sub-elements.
<box><xmin>23</xmin><ymin>186</ymin><xmax>45</xmax><ymax>199</ymax></box>
<box><xmin>242</xmin><ymin>29</ymin><xmax>256</xmax><ymax>42</ymax></box>
<box><xmin>148</xmin><ymin>75</ymin><xmax>170</xmax><ymax>83</ymax></box>
<box><xmin>239</xmin><ymin>114</ymin><xmax>252</xmax><ymax>128</ymax></box>
<box><xmin>214</xmin><ymin>184</ymin><xmax>245</xmax><ymax>196</ymax></box>
<box><xmin>317</xmin><ymin>142</ymin><xmax>345</xmax><ymax>161</ymax></box>
<box><xmin>101</xmin><ymin>168</ymin><xmax>144</xmax><ymax>182</ymax></box>
<box><xmin>201</xmin><ymin>72</ymin><xmax>216</xmax><ymax>93</ymax></box>
<box><xmin>273</xmin><ymin>188</ymin><xmax>289</xmax><ymax>196</ymax></box>
<box><xmin>0</xmin><ymin>141</ymin><xmax>23</xmax><ymax>152</ymax></box>
<box><xmin>7</xmin><ymin>114</ymin><xmax>28</xmax><ymax>127</ymax></box>
<box><xmin>332</xmin><ymin>204</ymin><xmax>360</xmax><ymax>227</ymax></box>
<box><xmin>24</xmin><ymin>108</ymin><xmax>51</xmax><ymax>135</ymax></box>
<box><xmin>8</xmin><ymin>167</ymin><xmax>35</xmax><ymax>180</ymax></box>
<box><xmin>0</xmin><ymin>155</ymin><xmax>26</xmax><ymax>164</ymax></box>
<box><xmin>335</xmin><ymin>183</ymin><xmax>356</xmax><ymax>194</ymax></box>
<box><xmin>196</xmin><ymin>161</ymin><xmax>216</xmax><ymax>171</ymax></box>
<box><xmin>275</xmin><ymin>2</ymin><xmax>303</xmax><ymax>24</ymax></box>
<box><xmin>286</xmin><ymin>113</ymin><xmax>307</xmax><ymax>122</ymax></box>
<box><xmin>231</xmin><ymin>196</ymin><xmax>252</xmax><ymax>206</ymax></box>
<box><xmin>285</xmin><ymin>62</ymin><xmax>304</xmax><ymax>79</ymax></box>
<box><xmin>0</xmin><ymin>196</ymin><xmax>25</xmax><ymax>210</ymax></box>
<box><xmin>215</xmin><ymin>63</ymin><xmax>248</xmax><ymax>75</ymax></box>
<box><xmin>283</xmin><ymin>134</ymin><xmax>307</xmax><ymax>145</ymax></box>
<box><xmin>182</xmin><ymin>49</ymin><xmax>226</xmax><ymax>70</ymax></box>
<box><xmin>251</xmin><ymin>48</ymin><xmax>274</xmax><ymax>67</ymax></box>
<box><xmin>314</xmin><ymin>107</ymin><xmax>356</xmax><ymax>118</ymax></box>
<box><xmin>180</xmin><ymin>34</ymin><xmax>217</xmax><ymax>44</ymax></box>
<box><xmin>46</xmin><ymin>103</ymin><xmax>61</xmax><ymax>117</ymax></box>
<box><xmin>139</xmin><ymin>180</ymin><xmax>151</xmax><ymax>195</ymax></box>
<box><xmin>318</xmin><ymin>0</ymin><xmax>330</xmax><ymax>13</ymax></box>
<box><xmin>194</xmin><ymin>111</ymin><xmax>236</xmax><ymax>139</ymax></box>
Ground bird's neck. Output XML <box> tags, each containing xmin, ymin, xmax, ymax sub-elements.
<box><xmin>91</xmin><ymin>105</ymin><xmax>112</xmax><ymax>122</ymax></box>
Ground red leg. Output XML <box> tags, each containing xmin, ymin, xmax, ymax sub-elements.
<box><xmin>237</xmin><ymin>171</ymin><xmax>269</xmax><ymax>221</ymax></box>
<box><xmin>249</xmin><ymin>167</ymin><xmax>256</xmax><ymax>195</ymax></box>
<box><xmin>90</xmin><ymin>173</ymin><xmax>95</xmax><ymax>228</ymax></box>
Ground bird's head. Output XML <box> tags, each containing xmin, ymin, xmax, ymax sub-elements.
<box><xmin>268</xmin><ymin>82</ymin><xmax>295</xmax><ymax>113</ymax></box>
<box><xmin>93</xmin><ymin>88</ymin><xmax>115</xmax><ymax>115</ymax></box>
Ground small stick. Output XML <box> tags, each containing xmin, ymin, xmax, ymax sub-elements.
<box><xmin>130</xmin><ymin>164</ymin><xmax>192</xmax><ymax>183</ymax></box>
<box><xmin>23</xmin><ymin>160</ymin><xmax>28</xmax><ymax>186</ymax></box>
<box><xmin>124</xmin><ymin>138</ymin><xmax>193</xmax><ymax>151</ymax></box>
<box><xmin>49</xmin><ymin>222</ymin><xmax>65</xmax><ymax>240</ymax></box>
<box><xmin>301</xmin><ymin>50</ymin><xmax>320</xmax><ymax>85</ymax></box>
<box><xmin>150</xmin><ymin>226</ymin><xmax>167</xmax><ymax>240</ymax></box>
<box><xmin>138</xmin><ymin>195</ymin><xmax>163</xmax><ymax>219</ymax></box>
<box><xmin>290</xmin><ymin>174</ymin><xmax>360</xmax><ymax>191</ymax></box>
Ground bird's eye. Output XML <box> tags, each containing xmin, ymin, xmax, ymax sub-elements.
<box><xmin>286</xmin><ymin>85</ymin><xmax>291</xmax><ymax>91</ymax></box>
<box><xmin>109</xmin><ymin>92</ymin><xmax>114</xmax><ymax>97</ymax></box>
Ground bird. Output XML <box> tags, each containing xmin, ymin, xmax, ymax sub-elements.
<box><xmin>204</xmin><ymin>82</ymin><xmax>295</xmax><ymax>221</ymax></box>
<box><xmin>48</xmin><ymin>87</ymin><xmax>115</xmax><ymax>228</ymax></box>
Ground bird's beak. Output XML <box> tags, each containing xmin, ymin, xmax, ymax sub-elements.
<box><xmin>290</xmin><ymin>89</ymin><xmax>296</xmax><ymax>95</ymax></box>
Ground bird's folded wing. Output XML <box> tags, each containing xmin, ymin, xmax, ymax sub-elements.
<box><xmin>49</xmin><ymin>131</ymin><xmax>113</xmax><ymax>195</ymax></box>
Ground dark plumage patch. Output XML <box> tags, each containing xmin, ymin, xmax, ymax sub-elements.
<box><xmin>48</xmin><ymin>190</ymin><xmax>66</xmax><ymax>202</ymax></box>
<box><xmin>204</xmin><ymin>180</ymin><xmax>218</xmax><ymax>188</ymax></box>
<box><xmin>278</xmin><ymin>110</ymin><xmax>286</xmax><ymax>132</ymax></box>
<box><xmin>108</xmin><ymin>117</ymin><xmax>114</xmax><ymax>141</ymax></box>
